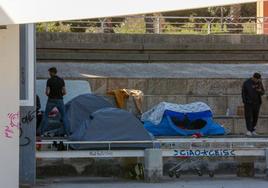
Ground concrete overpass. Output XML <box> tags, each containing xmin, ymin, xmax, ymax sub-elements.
<box><xmin>0</xmin><ymin>0</ymin><xmax>267</xmax><ymax>187</ymax></box>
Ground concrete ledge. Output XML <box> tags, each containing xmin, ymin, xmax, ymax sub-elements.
<box><xmin>37</xmin><ymin>63</ymin><xmax>268</xmax><ymax>79</ymax></box>
<box><xmin>37</xmin><ymin>51</ymin><xmax>268</xmax><ymax>62</ymax></box>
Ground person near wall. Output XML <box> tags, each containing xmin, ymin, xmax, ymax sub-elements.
<box><xmin>40</xmin><ymin>67</ymin><xmax>70</xmax><ymax>137</ymax></box>
<box><xmin>36</xmin><ymin>95</ymin><xmax>42</xmax><ymax>135</ymax></box>
<box><xmin>242</xmin><ymin>72</ymin><xmax>265</xmax><ymax>136</ymax></box>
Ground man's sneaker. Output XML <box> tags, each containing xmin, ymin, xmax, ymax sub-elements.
<box><xmin>252</xmin><ymin>131</ymin><xmax>259</xmax><ymax>136</ymax></box>
<box><xmin>246</xmin><ymin>131</ymin><xmax>252</xmax><ymax>136</ymax></box>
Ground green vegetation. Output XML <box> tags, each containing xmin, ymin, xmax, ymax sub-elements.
<box><xmin>114</xmin><ymin>17</ymin><xmax>146</xmax><ymax>34</ymax></box>
<box><xmin>36</xmin><ymin>3</ymin><xmax>258</xmax><ymax>35</ymax></box>
<box><xmin>36</xmin><ymin>22</ymin><xmax>71</xmax><ymax>32</ymax></box>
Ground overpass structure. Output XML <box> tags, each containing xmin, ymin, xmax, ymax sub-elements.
<box><xmin>1</xmin><ymin>0</ymin><xmax>268</xmax><ymax>187</ymax></box>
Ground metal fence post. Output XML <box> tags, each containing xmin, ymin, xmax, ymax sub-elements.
<box><xmin>100</xmin><ymin>18</ymin><xmax>105</xmax><ymax>33</ymax></box>
<box><xmin>156</xmin><ymin>17</ymin><xmax>160</xmax><ymax>34</ymax></box>
<box><xmin>45</xmin><ymin>23</ymin><xmax>48</xmax><ymax>32</ymax></box>
<box><xmin>207</xmin><ymin>22</ymin><xmax>211</xmax><ymax>34</ymax></box>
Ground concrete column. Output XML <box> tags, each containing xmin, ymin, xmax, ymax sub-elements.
<box><xmin>19</xmin><ymin>24</ymin><xmax>36</xmax><ymax>186</ymax></box>
<box><xmin>237</xmin><ymin>157</ymin><xmax>255</xmax><ymax>177</ymax></box>
<box><xmin>144</xmin><ymin>149</ymin><xmax>163</xmax><ymax>183</ymax></box>
<box><xmin>265</xmin><ymin>148</ymin><xmax>268</xmax><ymax>178</ymax></box>
<box><xmin>0</xmin><ymin>25</ymin><xmax>20</xmax><ymax>188</ymax></box>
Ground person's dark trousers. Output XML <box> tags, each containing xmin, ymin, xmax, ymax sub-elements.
<box><xmin>41</xmin><ymin>99</ymin><xmax>70</xmax><ymax>136</ymax></box>
<box><xmin>244</xmin><ymin>103</ymin><xmax>261</xmax><ymax>132</ymax></box>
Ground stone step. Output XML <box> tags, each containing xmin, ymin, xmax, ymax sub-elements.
<box><xmin>37</xmin><ymin>63</ymin><xmax>268</xmax><ymax>82</ymax></box>
<box><xmin>214</xmin><ymin>116</ymin><xmax>268</xmax><ymax>134</ymax></box>
<box><xmin>37</xmin><ymin>51</ymin><xmax>268</xmax><ymax>62</ymax></box>
<box><xmin>142</xmin><ymin>95</ymin><xmax>268</xmax><ymax>116</ymax></box>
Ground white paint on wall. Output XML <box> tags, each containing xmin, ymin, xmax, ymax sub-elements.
<box><xmin>0</xmin><ymin>25</ymin><xmax>20</xmax><ymax>188</ymax></box>
<box><xmin>20</xmin><ymin>24</ymin><xmax>35</xmax><ymax>107</ymax></box>
<box><xmin>37</xmin><ymin>80</ymin><xmax>91</xmax><ymax>111</ymax></box>
<box><xmin>0</xmin><ymin>0</ymin><xmax>256</xmax><ymax>25</ymax></box>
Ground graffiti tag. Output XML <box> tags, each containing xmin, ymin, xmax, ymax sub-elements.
<box><xmin>89</xmin><ymin>151</ymin><xmax>113</xmax><ymax>157</ymax></box>
<box><xmin>3</xmin><ymin>111</ymin><xmax>34</xmax><ymax>147</ymax></box>
<box><xmin>21</xmin><ymin>110</ymin><xmax>36</xmax><ymax>124</ymax></box>
<box><xmin>174</xmin><ymin>149</ymin><xmax>235</xmax><ymax>157</ymax></box>
<box><xmin>4</xmin><ymin>112</ymin><xmax>20</xmax><ymax>138</ymax></box>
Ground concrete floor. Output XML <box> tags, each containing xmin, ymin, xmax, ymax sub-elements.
<box><xmin>34</xmin><ymin>176</ymin><xmax>268</xmax><ymax>188</ymax></box>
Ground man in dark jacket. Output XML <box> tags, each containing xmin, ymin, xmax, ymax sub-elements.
<box><xmin>242</xmin><ymin>73</ymin><xmax>265</xmax><ymax>136</ymax></box>
<box><xmin>40</xmin><ymin>67</ymin><xmax>70</xmax><ymax>137</ymax></box>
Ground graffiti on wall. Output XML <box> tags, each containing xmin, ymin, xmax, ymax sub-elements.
<box><xmin>21</xmin><ymin>110</ymin><xmax>35</xmax><ymax>125</ymax></box>
<box><xmin>20</xmin><ymin>110</ymin><xmax>36</xmax><ymax>147</ymax></box>
<box><xmin>174</xmin><ymin>149</ymin><xmax>236</xmax><ymax>157</ymax></box>
<box><xmin>4</xmin><ymin>112</ymin><xmax>20</xmax><ymax>138</ymax></box>
<box><xmin>4</xmin><ymin>111</ymin><xmax>36</xmax><ymax>147</ymax></box>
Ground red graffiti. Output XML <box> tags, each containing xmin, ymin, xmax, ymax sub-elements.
<box><xmin>8</xmin><ymin>112</ymin><xmax>20</xmax><ymax>129</ymax></box>
<box><xmin>4</xmin><ymin>126</ymin><xmax>14</xmax><ymax>138</ymax></box>
<box><xmin>4</xmin><ymin>112</ymin><xmax>19</xmax><ymax>139</ymax></box>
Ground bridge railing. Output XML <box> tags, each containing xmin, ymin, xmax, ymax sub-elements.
<box><xmin>37</xmin><ymin>16</ymin><xmax>268</xmax><ymax>35</ymax></box>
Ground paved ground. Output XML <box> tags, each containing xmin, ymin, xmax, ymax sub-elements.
<box><xmin>34</xmin><ymin>176</ymin><xmax>268</xmax><ymax>188</ymax></box>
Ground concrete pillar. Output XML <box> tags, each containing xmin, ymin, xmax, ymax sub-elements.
<box><xmin>257</xmin><ymin>0</ymin><xmax>268</xmax><ymax>34</ymax></box>
<box><xmin>0</xmin><ymin>25</ymin><xmax>20</xmax><ymax>188</ymax></box>
<box><xmin>265</xmin><ymin>148</ymin><xmax>268</xmax><ymax>178</ymax></box>
<box><xmin>144</xmin><ymin>149</ymin><xmax>163</xmax><ymax>183</ymax></box>
<box><xmin>236</xmin><ymin>157</ymin><xmax>255</xmax><ymax>177</ymax></box>
<box><xmin>19</xmin><ymin>24</ymin><xmax>36</xmax><ymax>186</ymax></box>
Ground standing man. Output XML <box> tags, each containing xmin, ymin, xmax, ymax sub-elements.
<box><xmin>41</xmin><ymin>67</ymin><xmax>70</xmax><ymax>137</ymax></box>
<box><xmin>242</xmin><ymin>72</ymin><xmax>265</xmax><ymax>136</ymax></box>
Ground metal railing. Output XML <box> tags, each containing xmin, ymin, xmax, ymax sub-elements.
<box><xmin>37</xmin><ymin>16</ymin><xmax>268</xmax><ymax>35</ymax></box>
<box><xmin>36</xmin><ymin>138</ymin><xmax>268</xmax><ymax>158</ymax></box>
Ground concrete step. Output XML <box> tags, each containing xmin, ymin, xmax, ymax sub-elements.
<box><xmin>214</xmin><ymin>116</ymin><xmax>268</xmax><ymax>135</ymax></box>
<box><xmin>142</xmin><ymin>95</ymin><xmax>268</xmax><ymax>116</ymax></box>
<box><xmin>37</xmin><ymin>63</ymin><xmax>268</xmax><ymax>81</ymax></box>
<box><xmin>36</xmin><ymin>63</ymin><xmax>268</xmax><ymax>116</ymax></box>
<box><xmin>37</xmin><ymin>51</ymin><xmax>268</xmax><ymax>62</ymax></box>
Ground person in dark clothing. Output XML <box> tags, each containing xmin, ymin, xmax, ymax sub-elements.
<box><xmin>36</xmin><ymin>95</ymin><xmax>42</xmax><ymax>134</ymax></box>
<box><xmin>242</xmin><ymin>72</ymin><xmax>265</xmax><ymax>136</ymax></box>
<box><xmin>40</xmin><ymin>67</ymin><xmax>70</xmax><ymax>137</ymax></box>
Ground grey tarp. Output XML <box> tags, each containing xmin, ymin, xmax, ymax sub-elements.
<box><xmin>69</xmin><ymin>107</ymin><xmax>154</xmax><ymax>149</ymax></box>
<box><xmin>65</xmin><ymin>94</ymin><xmax>114</xmax><ymax>133</ymax></box>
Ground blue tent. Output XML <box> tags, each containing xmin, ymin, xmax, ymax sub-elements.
<box><xmin>142</xmin><ymin>102</ymin><xmax>225</xmax><ymax>136</ymax></box>
<box><xmin>69</xmin><ymin>107</ymin><xmax>154</xmax><ymax>149</ymax></box>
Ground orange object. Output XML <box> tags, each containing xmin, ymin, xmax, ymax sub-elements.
<box><xmin>107</xmin><ymin>89</ymin><xmax>143</xmax><ymax>114</ymax></box>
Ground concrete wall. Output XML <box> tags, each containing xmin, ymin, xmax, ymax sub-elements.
<box><xmin>36</xmin><ymin>67</ymin><xmax>268</xmax><ymax>134</ymax></box>
<box><xmin>36</xmin><ymin>33</ymin><xmax>268</xmax><ymax>134</ymax></box>
<box><xmin>0</xmin><ymin>25</ymin><xmax>20</xmax><ymax>188</ymax></box>
<box><xmin>37</xmin><ymin>33</ymin><xmax>268</xmax><ymax>63</ymax></box>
